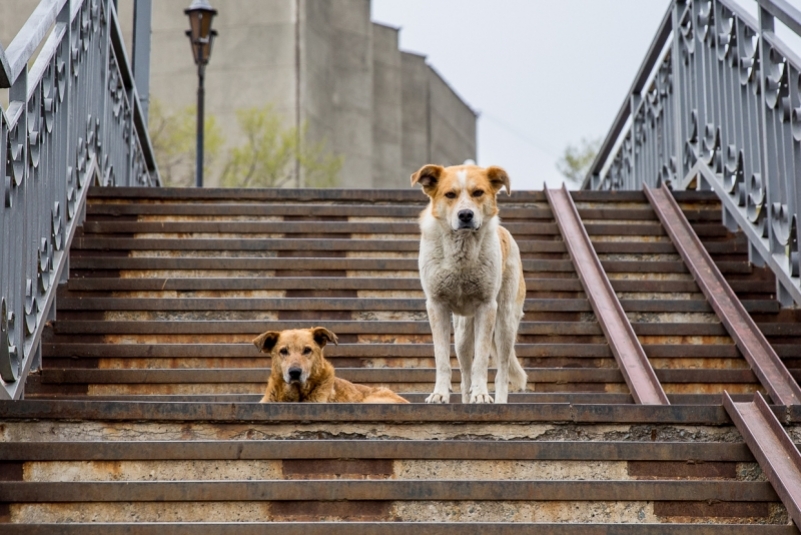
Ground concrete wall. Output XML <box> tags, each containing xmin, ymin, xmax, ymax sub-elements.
<box><xmin>0</xmin><ymin>0</ymin><xmax>476</xmax><ymax>189</ymax></box>
<box><xmin>302</xmin><ymin>0</ymin><xmax>374</xmax><ymax>188</ymax></box>
<box><xmin>371</xmin><ymin>24</ymin><xmax>402</xmax><ymax>189</ymax></box>
<box><xmin>428</xmin><ymin>66</ymin><xmax>477</xmax><ymax>168</ymax></box>
<box><xmin>400</xmin><ymin>52</ymin><xmax>430</xmax><ymax>183</ymax></box>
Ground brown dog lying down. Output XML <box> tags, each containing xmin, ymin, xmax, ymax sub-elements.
<box><xmin>253</xmin><ymin>327</ymin><xmax>409</xmax><ymax>403</ymax></box>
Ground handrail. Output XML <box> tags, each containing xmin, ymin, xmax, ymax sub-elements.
<box><xmin>582</xmin><ymin>0</ymin><xmax>801</xmax><ymax>307</ymax></box>
<box><xmin>759</xmin><ymin>0</ymin><xmax>801</xmax><ymax>37</ymax></box>
<box><xmin>0</xmin><ymin>0</ymin><xmax>160</xmax><ymax>399</ymax></box>
<box><xmin>0</xmin><ymin>0</ymin><xmax>69</xmax><ymax>87</ymax></box>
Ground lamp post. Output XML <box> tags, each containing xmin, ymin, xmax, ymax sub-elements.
<box><xmin>185</xmin><ymin>0</ymin><xmax>217</xmax><ymax>188</ymax></box>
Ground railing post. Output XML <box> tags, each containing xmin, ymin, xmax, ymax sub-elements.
<box><xmin>671</xmin><ymin>0</ymin><xmax>687</xmax><ymax>187</ymax></box>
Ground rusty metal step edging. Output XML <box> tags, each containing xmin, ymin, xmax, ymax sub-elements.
<box><xmin>644</xmin><ymin>183</ymin><xmax>801</xmax><ymax>406</ymax></box>
<box><xmin>723</xmin><ymin>391</ymin><xmax>801</xmax><ymax>530</ymax></box>
<box><xmin>545</xmin><ymin>185</ymin><xmax>668</xmax><ymax>405</ymax></box>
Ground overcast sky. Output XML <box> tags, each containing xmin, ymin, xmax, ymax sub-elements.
<box><xmin>371</xmin><ymin>0</ymin><xmax>801</xmax><ymax>190</ymax></box>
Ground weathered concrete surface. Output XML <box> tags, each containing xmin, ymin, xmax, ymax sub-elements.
<box><xmin>0</xmin><ymin>422</ymin><xmax>744</xmax><ymax>442</ymax></box>
<box><xmin>372</xmin><ymin>23</ymin><xmax>403</xmax><ymax>188</ymax></box>
<box><xmin>394</xmin><ymin>460</ymin><xmax>629</xmax><ymax>481</ymax></box>
<box><xmin>24</xmin><ymin>460</ymin><xmax>283</xmax><ymax>482</ymax></box>
<box><xmin>10</xmin><ymin>499</ymin><xmax>788</xmax><ymax>524</ymax></box>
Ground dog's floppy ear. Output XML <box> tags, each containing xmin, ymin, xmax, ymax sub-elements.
<box><xmin>253</xmin><ymin>331</ymin><xmax>281</xmax><ymax>353</ymax></box>
<box><xmin>411</xmin><ymin>164</ymin><xmax>444</xmax><ymax>194</ymax></box>
<box><xmin>311</xmin><ymin>327</ymin><xmax>338</xmax><ymax>348</ymax></box>
<box><xmin>486</xmin><ymin>166</ymin><xmax>511</xmax><ymax>196</ymax></box>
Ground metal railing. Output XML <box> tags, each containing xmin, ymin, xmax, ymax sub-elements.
<box><xmin>583</xmin><ymin>0</ymin><xmax>801</xmax><ymax>307</ymax></box>
<box><xmin>0</xmin><ymin>0</ymin><xmax>160</xmax><ymax>399</ymax></box>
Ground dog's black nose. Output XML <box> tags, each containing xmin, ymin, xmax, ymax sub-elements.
<box><xmin>288</xmin><ymin>368</ymin><xmax>302</xmax><ymax>381</ymax></box>
<box><xmin>458</xmin><ymin>210</ymin><xmax>474</xmax><ymax>223</ymax></box>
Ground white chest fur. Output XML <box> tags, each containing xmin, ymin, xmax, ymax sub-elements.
<box><xmin>418</xmin><ymin>214</ymin><xmax>502</xmax><ymax>316</ymax></box>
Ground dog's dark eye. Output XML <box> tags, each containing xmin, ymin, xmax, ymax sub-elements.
<box><xmin>279</xmin><ymin>347</ymin><xmax>289</xmax><ymax>356</ymax></box>
<box><xmin>472</xmin><ymin>190</ymin><xmax>484</xmax><ymax>197</ymax></box>
<box><xmin>444</xmin><ymin>192</ymin><xmax>457</xmax><ymax>199</ymax></box>
<box><xmin>302</xmin><ymin>347</ymin><xmax>312</xmax><ymax>355</ymax></box>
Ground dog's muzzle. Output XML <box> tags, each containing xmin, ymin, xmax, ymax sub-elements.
<box><xmin>287</xmin><ymin>367</ymin><xmax>303</xmax><ymax>383</ymax></box>
<box><xmin>456</xmin><ymin>209</ymin><xmax>476</xmax><ymax>230</ymax></box>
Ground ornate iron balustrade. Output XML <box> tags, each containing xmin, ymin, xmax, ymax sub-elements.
<box><xmin>583</xmin><ymin>0</ymin><xmax>801</xmax><ymax>307</ymax></box>
<box><xmin>0</xmin><ymin>0</ymin><xmax>160</xmax><ymax>399</ymax></box>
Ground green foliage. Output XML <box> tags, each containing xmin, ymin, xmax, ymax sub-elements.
<box><xmin>148</xmin><ymin>98</ymin><xmax>223</xmax><ymax>187</ymax></box>
<box><xmin>221</xmin><ymin>105</ymin><xmax>342</xmax><ymax>188</ymax></box>
<box><xmin>556</xmin><ymin>137</ymin><xmax>602</xmax><ymax>184</ymax></box>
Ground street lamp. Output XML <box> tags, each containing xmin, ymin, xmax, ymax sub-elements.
<box><xmin>185</xmin><ymin>0</ymin><xmax>217</xmax><ymax>188</ymax></box>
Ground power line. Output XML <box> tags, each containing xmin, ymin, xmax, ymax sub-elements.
<box><xmin>479</xmin><ymin>112</ymin><xmax>561</xmax><ymax>159</ymax></box>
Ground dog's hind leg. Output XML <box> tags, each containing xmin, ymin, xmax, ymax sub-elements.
<box><xmin>454</xmin><ymin>315</ymin><xmax>474</xmax><ymax>404</ymax></box>
<box><xmin>425</xmin><ymin>300</ymin><xmax>453</xmax><ymax>404</ymax></box>
<box><xmin>493</xmin><ymin>300</ymin><xmax>526</xmax><ymax>404</ymax></box>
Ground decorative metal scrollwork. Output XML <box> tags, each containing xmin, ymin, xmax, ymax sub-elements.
<box><xmin>37</xmin><ymin>237</ymin><xmax>53</xmax><ymax>295</ymax></box>
<box><xmin>24</xmin><ymin>279</ymin><xmax>37</xmax><ymax>337</ymax></box>
<box><xmin>772</xmin><ymin>201</ymin><xmax>792</xmax><ymax>247</ymax></box>
<box><xmin>66</xmin><ymin>166</ymin><xmax>77</xmax><ymax>220</ymax></box>
<box><xmin>789</xmin><ymin>216</ymin><xmax>799</xmax><ymax>277</ymax></box>
<box><xmin>701</xmin><ymin>124</ymin><xmax>720</xmax><ymax>171</ymax></box>
<box><xmin>659</xmin><ymin>157</ymin><xmax>677</xmax><ymax>187</ymax></box>
<box><xmin>738</xmin><ymin>26</ymin><xmax>758</xmax><ymax>86</ymax></box>
<box><xmin>723</xmin><ymin>145</ymin><xmax>744</xmax><ymax>196</ymax></box>
<box><xmin>792</xmin><ymin>73</ymin><xmax>801</xmax><ymax>141</ymax></box>
<box><xmin>679</xmin><ymin>3</ymin><xmax>695</xmax><ymax>65</ymax></box>
<box><xmin>8</xmin><ymin>125</ymin><xmax>26</xmax><ymax>187</ymax></box>
<box><xmin>57</xmin><ymin>41</ymin><xmax>67</xmax><ymax>103</ymax></box>
<box><xmin>765</xmin><ymin>48</ymin><xmax>787</xmax><ymax>110</ymax></box>
<box><xmin>52</xmin><ymin>202</ymin><xmax>63</xmax><ymax>251</ymax></box>
<box><xmin>684</xmin><ymin>109</ymin><xmax>700</xmax><ymax>167</ymax></box>
<box><xmin>28</xmin><ymin>87</ymin><xmax>41</xmax><ymax>169</ymax></box>
<box><xmin>698</xmin><ymin>1</ymin><xmax>714</xmax><ymax>44</ymax></box>
<box><xmin>716</xmin><ymin>6</ymin><xmax>735</xmax><ymax>63</ymax></box>
<box><xmin>0</xmin><ymin>298</ymin><xmax>19</xmax><ymax>383</ymax></box>
<box><xmin>42</xmin><ymin>62</ymin><xmax>56</xmax><ymax>134</ymax></box>
<box><xmin>76</xmin><ymin>136</ymin><xmax>87</xmax><ymax>187</ymax></box>
<box><xmin>747</xmin><ymin>172</ymin><xmax>767</xmax><ymax>237</ymax></box>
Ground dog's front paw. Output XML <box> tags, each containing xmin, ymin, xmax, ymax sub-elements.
<box><xmin>425</xmin><ymin>391</ymin><xmax>450</xmax><ymax>404</ymax></box>
<box><xmin>469</xmin><ymin>392</ymin><xmax>494</xmax><ymax>404</ymax></box>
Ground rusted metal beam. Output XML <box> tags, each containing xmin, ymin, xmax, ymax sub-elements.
<box><xmin>0</xmin><ymin>440</ymin><xmax>753</xmax><ymax>462</ymax></box>
<box><xmin>0</xmin><ymin>399</ymin><xmax>730</xmax><ymax>423</ymax></box>
<box><xmin>723</xmin><ymin>391</ymin><xmax>801</xmax><ymax>529</ymax></box>
<box><xmin>644</xmin><ymin>184</ymin><xmax>801</xmax><ymax>406</ymax></box>
<box><xmin>0</xmin><ymin>479</ymin><xmax>777</xmax><ymax>502</ymax></box>
<box><xmin>50</xmin><ymin>319</ymin><xmax>730</xmax><ymax>336</ymax></box>
<box><xmin>37</xmin><ymin>367</ymin><xmax>762</xmax><ymax>386</ymax></box>
<box><xmin>545</xmin><ymin>186</ymin><xmax>669</xmax><ymax>405</ymax></box>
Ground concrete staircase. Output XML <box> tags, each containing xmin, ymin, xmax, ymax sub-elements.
<box><xmin>1</xmin><ymin>187</ymin><xmax>800</xmax><ymax>532</ymax></box>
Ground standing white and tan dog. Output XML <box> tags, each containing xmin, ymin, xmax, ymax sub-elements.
<box><xmin>412</xmin><ymin>164</ymin><xmax>526</xmax><ymax>404</ymax></box>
